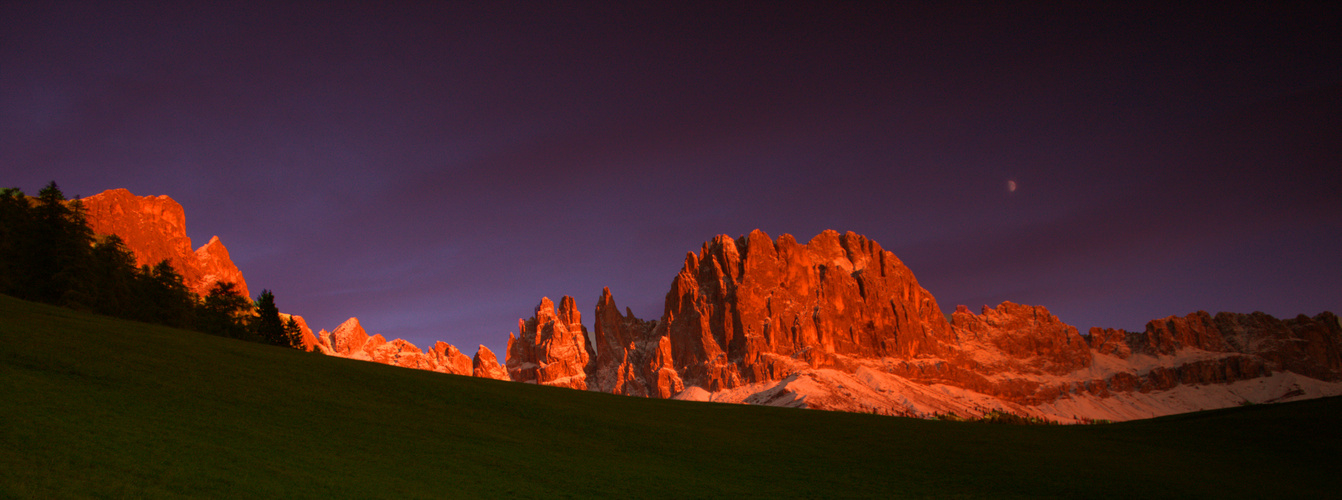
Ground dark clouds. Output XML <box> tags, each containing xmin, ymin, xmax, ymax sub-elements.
<box><xmin>3</xmin><ymin>2</ymin><xmax>1339</xmax><ymax>354</ymax></box>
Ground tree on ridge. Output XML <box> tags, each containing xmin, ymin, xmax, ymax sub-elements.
<box><xmin>201</xmin><ymin>281</ymin><xmax>254</xmax><ymax>340</ymax></box>
<box><xmin>252</xmin><ymin>289</ymin><xmax>290</xmax><ymax>347</ymax></box>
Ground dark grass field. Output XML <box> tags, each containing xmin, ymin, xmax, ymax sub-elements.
<box><xmin>3</xmin><ymin>294</ymin><xmax>1339</xmax><ymax>498</ymax></box>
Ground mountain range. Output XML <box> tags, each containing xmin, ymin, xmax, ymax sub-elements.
<box><xmin>80</xmin><ymin>188</ymin><xmax>1342</xmax><ymax>422</ymax></box>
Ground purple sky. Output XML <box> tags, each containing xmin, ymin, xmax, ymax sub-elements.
<box><xmin>4</xmin><ymin>2</ymin><xmax>1339</xmax><ymax>357</ymax></box>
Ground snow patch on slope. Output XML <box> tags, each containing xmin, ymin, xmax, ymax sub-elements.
<box><xmin>690</xmin><ymin>365</ymin><xmax>1342</xmax><ymax>423</ymax></box>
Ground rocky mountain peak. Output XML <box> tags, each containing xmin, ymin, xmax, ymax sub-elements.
<box><xmin>328</xmin><ymin>317</ymin><xmax>370</xmax><ymax>354</ymax></box>
<box><xmin>71</xmin><ymin>196</ymin><xmax>1342</xmax><ymax>423</ymax></box>
<box><xmin>533</xmin><ymin>296</ymin><xmax>556</xmax><ymax>325</ymax></box>
<box><xmin>81</xmin><ymin>189</ymin><xmax>249</xmax><ymax>298</ymax></box>
<box><xmin>472</xmin><ymin>345</ymin><xmax>509</xmax><ymax>380</ymax></box>
<box><xmin>506</xmin><ymin>296</ymin><xmax>592</xmax><ymax>389</ymax></box>
<box><xmin>496</xmin><ymin>228</ymin><xmax>1342</xmax><ymax>422</ymax></box>
<box><xmin>660</xmin><ymin>228</ymin><xmax>954</xmax><ymax>391</ymax></box>
<box><xmin>950</xmin><ymin>301</ymin><xmax>1093</xmax><ymax>375</ymax></box>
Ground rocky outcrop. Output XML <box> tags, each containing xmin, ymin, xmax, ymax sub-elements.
<box><xmin>505</xmin><ymin>296</ymin><xmax>592</xmax><ymax>389</ymax></box>
<box><xmin>75</xmin><ymin>187</ymin><xmax>517</xmax><ymax>382</ymax></box>
<box><xmin>472</xmin><ymin>346</ymin><xmax>509</xmax><ymax>380</ymax></box>
<box><xmin>321</xmin><ymin>318</ymin><xmax>370</xmax><ymax>357</ymax></box>
<box><xmin>429</xmin><ymin>342</ymin><xmax>474</xmax><ymax>375</ymax></box>
<box><xmin>586</xmin><ymin>287</ymin><xmax>679</xmax><ymax>397</ymax></box>
<box><xmin>500</xmin><ymin>229</ymin><xmax>1342</xmax><ymax>422</ymax></box>
<box><xmin>316</xmin><ymin>317</ymin><xmax>495</xmax><ymax>377</ymax></box>
<box><xmin>1077</xmin><ymin>310</ymin><xmax>1342</xmax><ymax>384</ymax></box>
<box><xmin>950</xmin><ymin>302</ymin><xmax>1093</xmax><ymax>375</ymax></box>
<box><xmin>504</xmin><ymin>230</ymin><xmax>954</xmax><ymax>394</ymax></box>
<box><xmin>659</xmin><ymin>230</ymin><xmax>953</xmax><ymax>391</ymax></box>
<box><xmin>1086</xmin><ymin>327</ymin><xmax>1131</xmax><ymax>359</ymax></box>
<box><xmin>81</xmin><ymin>189</ymin><xmax>249</xmax><ymax>299</ymax></box>
<box><xmin>278</xmin><ymin>313</ymin><xmax>319</xmax><ymax>352</ymax></box>
<box><xmin>1131</xmin><ymin>311</ymin><xmax>1231</xmax><ymax>355</ymax></box>
<box><xmin>71</xmin><ymin>193</ymin><xmax>1342</xmax><ymax>422</ymax></box>
<box><xmin>1214</xmin><ymin>311</ymin><xmax>1342</xmax><ymax>381</ymax></box>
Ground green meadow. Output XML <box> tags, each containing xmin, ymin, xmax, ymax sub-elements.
<box><xmin>2</xmin><ymin>294</ymin><xmax>1338</xmax><ymax>499</ymax></box>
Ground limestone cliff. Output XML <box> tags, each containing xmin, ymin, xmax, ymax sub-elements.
<box><xmin>505</xmin><ymin>296</ymin><xmax>592</xmax><ymax>389</ymax></box>
<box><xmin>315</xmin><ymin>317</ymin><xmax>504</xmax><ymax>378</ymax></box>
<box><xmin>73</xmin><ymin>193</ymin><xmax>1342</xmax><ymax>422</ymax></box>
<box><xmin>502</xmin><ymin>229</ymin><xmax>1342</xmax><ymax>422</ymax></box>
<box><xmin>77</xmin><ymin>188</ymin><xmax>509</xmax><ymax>377</ymax></box>
<box><xmin>81</xmin><ymin>189</ymin><xmax>248</xmax><ymax>299</ymax></box>
<box><xmin>472</xmin><ymin>346</ymin><xmax>509</xmax><ymax>380</ymax></box>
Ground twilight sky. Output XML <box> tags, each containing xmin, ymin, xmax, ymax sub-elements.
<box><xmin>4</xmin><ymin>2</ymin><xmax>1339</xmax><ymax>356</ymax></box>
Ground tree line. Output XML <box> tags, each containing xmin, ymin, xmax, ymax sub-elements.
<box><xmin>0</xmin><ymin>182</ymin><xmax>304</xmax><ymax>348</ymax></box>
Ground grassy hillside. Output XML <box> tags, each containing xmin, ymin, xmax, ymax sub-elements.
<box><xmin>2</xmin><ymin>294</ymin><xmax>1339</xmax><ymax>499</ymax></box>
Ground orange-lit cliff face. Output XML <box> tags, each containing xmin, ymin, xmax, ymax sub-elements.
<box><xmin>81</xmin><ymin>189</ymin><xmax>1342</xmax><ymax>422</ymax></box>
<box><xmin>81</xmin><ymin>189</ymin><xmax>249</xmax><ymax>300</ymax></box>
<box><xmin>661</xmin><ymin>230</ymin><xmax>953</xmax><ymax>388</ymax></box>
<box><xmin>505</xmin><ymin>229</ymin><xmax>1342</xmax><ymax>422</ymax></box>
<box><xmin>505</xmin><ymin>296</ymin><xmax>592</xmax><ymax>389</ymax></box>
<box><xmin>310</xmin><ymin>317</ymin><xmax>506</xmax><ymax>378</ymax></box>
<box><xmin>79</xmin><ymin>189</ymin><xmax>326</xmax><ymax>350</ymax></box>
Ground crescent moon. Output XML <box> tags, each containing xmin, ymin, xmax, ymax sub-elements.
<box><xmin>1007</xmin><ymin>180</ymin><xmax>1017</xmax><ymax>192</ymax></box>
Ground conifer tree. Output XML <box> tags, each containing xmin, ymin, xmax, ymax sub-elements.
<box><xmin>25</xmin><ymin>182</ymin><xmax>94</xmax><ymax>304</ymax></box>
<box><xmin>0</xmin><ymin>187</ymin><xmax>29</xmax><ymax>294</ymax></box>
<box><xmin>284</xmin><ymin>316</ymin><xmax>304</xmax><ymax>349</ymax></box>
<box><xmin>0</xmin><ymin>180</ymin><xmax>296</xmax><ymax>348</ymax></box>
<box><xmin>200</xmin><ymin>281</ymin><xmax>253</xmax><ymax>340</ymax></box>
<box><xmin>139</xmin><ymin>260</ymin><xmax>195</xmax><ymax>328</ymax></box>
<box><xmin>85</xmin><ymin>235</ymin><xmax>139</xmax><ymax>317</ymax></box>
<box><xmin>251</xmin><ymin>289</ymin><xmax>287</xmax><ymax>346</ymax></box>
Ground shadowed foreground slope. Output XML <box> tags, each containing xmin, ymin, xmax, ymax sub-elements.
<box><xmin>2</xmin><ymin>295</ymin><xmax>1338</xmax><ymax>499</ymax></box>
